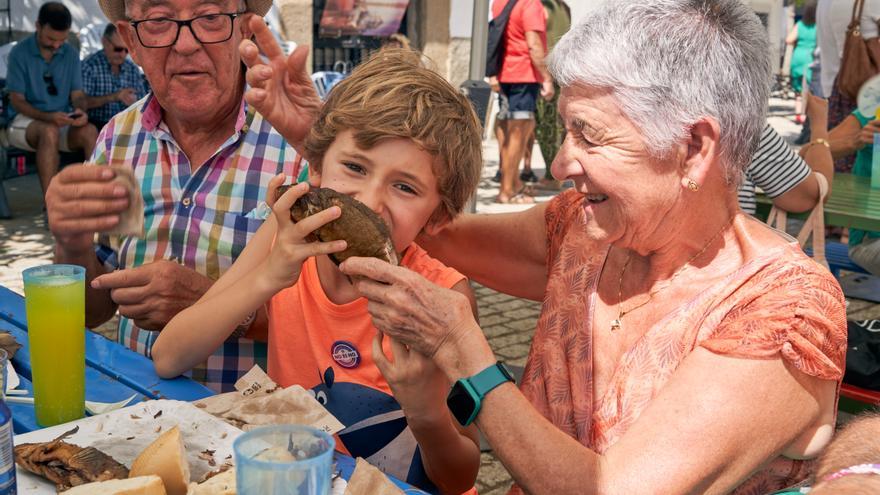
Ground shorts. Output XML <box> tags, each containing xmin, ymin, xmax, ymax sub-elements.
<box><xmin>497</xmin><ymin>83</ymin><xmax>540</xmax><ymax>120</ymax></box>
<box><xmin>7</xmin><ymin>113</ymin><xmax>73</xmax><ymax>152</ymax></box>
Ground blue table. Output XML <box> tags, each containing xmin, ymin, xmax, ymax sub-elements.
<box><xmin>0</xmin><ymin>284</ymin><xmax>424</xmax><ymax>492</ymax></box>
<box><xmin>0</xmin><ymin>284</ymin><xmax>212</xmax><ymax>433</ymax></box>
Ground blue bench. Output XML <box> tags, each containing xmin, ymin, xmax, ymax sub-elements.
<box><xmin>805</xmin><ymin>241</ymin><xmax>869</xmax><ymax>279</ymax></box>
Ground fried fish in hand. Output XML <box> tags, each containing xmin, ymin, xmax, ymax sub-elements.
<box><xmin>277</xmin><ymin>185</ymin><xmax>398</xmax><ymax>265</ymax></box>
<box><xmin>15</xmin><ymin>426</ymin><xmax>129</xmax><ymax>491</ymax></box>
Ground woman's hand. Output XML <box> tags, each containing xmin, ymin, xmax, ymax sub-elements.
<box><xmin>373</xmin><ymin>332</ymin><xmax>448</xmax><ymax>421</ymax></box>
<box><xmin>858</xmin><ymin>119</ymin><xmax>880</xmax><ymax>148</ymax></box>
<box><xmin>239</xmin><ymin>18</ymin><xmax>321</xmax><ymax>151</ymax></box>
<box><xmin>340</xmin><ymin>257</ymin><xmax>475</xmax><ymax>359</ymax></box>
<box><xmin>257</xmin><ymin>177</ymin><xmax>346</xmax><ymax>292</ymax></box>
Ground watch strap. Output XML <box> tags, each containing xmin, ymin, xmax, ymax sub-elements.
<box><xmin>467</xmin><ymin>362</ymin><xmax>515</xmax><ymax>399</ymax></box>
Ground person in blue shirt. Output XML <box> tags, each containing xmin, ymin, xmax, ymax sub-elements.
<box><xmin>5</xmin><ymin>2</ymin><xmax>98</xmax><ymax>198</ymax></box>
<box><xmin>82</xmin><ymin>23</ymin><xmax>149</xmax><ymax>132</ymax></box>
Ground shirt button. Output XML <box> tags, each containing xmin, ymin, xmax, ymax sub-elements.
<box><xmin>182</xmin><ymin>197</ymin><xmax>191</xmax><ymax>207</ymax></box>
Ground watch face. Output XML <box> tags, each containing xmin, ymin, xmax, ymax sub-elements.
<box><xmin>447</xmin><ymin>381</ymin><xmax>478</xmax><ymax>426</ymax></box>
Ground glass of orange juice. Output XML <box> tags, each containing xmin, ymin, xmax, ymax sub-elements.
<box><xmin>22</xmin><ymin>264</ymin><xmax>85</xmax><ymax>426</ymax></box>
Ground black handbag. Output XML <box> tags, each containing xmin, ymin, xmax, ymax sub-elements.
<box><xmin>485</xmin><ymin>0</ymin><xmax>520</xmax><ymax>77</ymax></box>
<box><xmin>845</xmin><ymin>320</ymin><xmax>880</xmax><ymax>390</ymax></box>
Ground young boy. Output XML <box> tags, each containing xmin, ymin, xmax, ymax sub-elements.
<box><xmin>152</xmin><ymin>49</ymin><xmax>484</xmax><ymax>495</ymax></box>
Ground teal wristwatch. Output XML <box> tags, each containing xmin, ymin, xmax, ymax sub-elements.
<box><xmin>446</xmin><ymin>361</ymin><xmax>515</xmax><ymax>426</ymax></box>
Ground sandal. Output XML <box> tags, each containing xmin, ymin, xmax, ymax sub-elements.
<box><xmin>495</xmin><ymin>192</ymin><xmax>535</xmax><ymax>204</ymax></box>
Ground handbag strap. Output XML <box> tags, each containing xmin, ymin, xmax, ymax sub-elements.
<box><xmin>766</xmin><ymin>204</ymin><xmax>788</xmax><ymax>232</ymax></box>
<box><xmin>795</xmin><ymin>173</ymin><xmax>830</xmax><ymax>269</ymax></box>
<box><xmin>850</xmin><ymin>0</ymin><xmax>866</xmax><ymax>32</ymax></box>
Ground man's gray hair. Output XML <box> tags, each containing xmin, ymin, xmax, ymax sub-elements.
<box><xmin>549</xmin><ymin>0</ymin><xmax>770</xmax><ymax>185</ymax></box>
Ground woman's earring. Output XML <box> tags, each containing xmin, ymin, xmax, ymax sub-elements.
<box><xmin>686</xmin><ymin>178</ymin><xmax>699</xmax><ymax>192</ymax></box>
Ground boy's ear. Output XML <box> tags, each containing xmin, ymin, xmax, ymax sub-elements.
<box><xmin>423</xmin><ymin>215</ymin><xmax>450</xmax><ymax>236</ymax></box>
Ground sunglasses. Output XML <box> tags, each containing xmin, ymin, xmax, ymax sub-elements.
<box><xmin>111</xmin><ymin>45</ymin><xmax>129</xmax><ymax>53</ymax></box>
<box><xmin>43</xmin><ymin>73</ymin><xmax>57</xmax><ymax>96</ymax></box>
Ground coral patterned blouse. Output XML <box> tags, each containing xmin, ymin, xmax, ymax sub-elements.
<box><xmin>512</xmin><ymin>191</ymin><xmax>847</xmax><ymax>494</ymax></box>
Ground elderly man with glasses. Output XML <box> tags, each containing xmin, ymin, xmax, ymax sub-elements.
<box><xmin>44</xmin><ymin>0</ymin><xmax>320</xmax><ymax>392</ymax></box>
<box><xmin>5</xmin><ymin>2</ymin><xmax>98</xmax><ymax>199</ymax></box>
<box><xmin>81</xmin><ymin>23</ymin><xmax>149</xmax><ymax>131</ymax></box>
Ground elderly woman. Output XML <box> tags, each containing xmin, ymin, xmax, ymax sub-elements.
<box><xmin>339</xmin><ymin>1</ymin><xmax>847</xmax><ymax>493</ymax></box>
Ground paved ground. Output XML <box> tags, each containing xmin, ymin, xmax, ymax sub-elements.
<box><xmin>1</xmin><ymin>96</ymin><xmax>878</xmax><ymax>494</ymax></box>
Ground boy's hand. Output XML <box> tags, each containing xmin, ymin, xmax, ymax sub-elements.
<box><xmin>239</xmin><ymin>18</ymin><xmax>321</xmax><ymax>152</ymax></box>
<box><xmin>373</xmin><ymin>331</ymin><xmax>448</xmax><ymax>424</ymax></box>
<box><xmin>258</xmin><ymin>177</ymin><xmax>346</xmax><ymax>292</ymax></box>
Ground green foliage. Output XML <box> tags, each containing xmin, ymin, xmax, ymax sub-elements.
<box><xmin>535</xmin><ymin>87</ymin><xmax>562</xmax><ymax>179</ymax></box>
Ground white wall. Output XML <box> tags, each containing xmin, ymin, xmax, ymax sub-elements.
<box><xmin>570</xmin><ymin>1</ymin><xmax>601</xmax><ymax>24</ymax></box>
<box><xmin>3</xmin><ymin>0</ymin><xmax>107</xmax><ymax>33</ymax></box>
<box><xmin>450</xmin><ymin>0</ymin><xmax>474</xmax><ymax>38</ymax></box>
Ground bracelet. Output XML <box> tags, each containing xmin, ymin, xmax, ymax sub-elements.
<box><xmin>806</xmin><ymin>138</ymin><xmax>830</xmax><ymax>149</ymax></box>
<box><xmin>822</xmin><ymin>463</ymin><xmax>880</xmax><ymax>482</ymax></box>
<box><xmin>229</xmin><ymin>310</ymin><xmax>257</xmax><ymax>339</ymax></box>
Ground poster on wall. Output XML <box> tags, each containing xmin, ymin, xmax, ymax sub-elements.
<box><xmin>319</xmin><ymin>0</ymin><xmax>410</xmax><ymax>38</ymax></box>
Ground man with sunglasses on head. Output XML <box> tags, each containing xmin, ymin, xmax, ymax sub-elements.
<box><xmin>81</xmin><ymin>23</ymin><xmax>148</xmax><ymax>131</ymax></box>
<box><xmin>5</xmin><ymin>1</ymin><xmax>98</xmax><ymax>199</ymax></box>
<box><xmin>44</xmin><ymin>0</ymin><xmax>320</xmax><ymax>392</ymax></box>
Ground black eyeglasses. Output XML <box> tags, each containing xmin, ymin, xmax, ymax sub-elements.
<box><xmin>129</xmin><ymin>12</ymin><xmax>245</xmax><ymax>48</ymax></box>
<box><xmin>109</xmin><ymin>43</ymin><xmax>129</xmax><ymax>53</ymax></box>
<box><xmin>43</xmin><ymin>73</ymin><xmax>57</xmax><ymax>96</ymax></box>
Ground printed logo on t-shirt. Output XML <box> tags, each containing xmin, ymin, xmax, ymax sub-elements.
<box><xmin>331</xmin><ymin>340</ymin><xmax>361</xmax><ymax>369</ymax></box>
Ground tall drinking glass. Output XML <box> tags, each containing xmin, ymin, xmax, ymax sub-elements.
<box><xmin>22</xmin><ymin>264</ymin><xmax>85</xmax><ymax>426</ymax></box>
<box><xmin>234</xmin><ymin>424</ymin><xmax>335</xmax><ymax>495</ymax></box>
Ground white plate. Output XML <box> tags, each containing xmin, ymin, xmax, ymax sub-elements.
<box><xmin>14</xmin><ymin>399</ymin><xmax>244</xmax><ymax>494</ymax></box>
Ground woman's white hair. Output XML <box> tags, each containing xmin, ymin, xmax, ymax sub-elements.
<box><xmin>549</xmin><ymin>0</ymin><xmax>770</xmax><ymax>185</ymax></box>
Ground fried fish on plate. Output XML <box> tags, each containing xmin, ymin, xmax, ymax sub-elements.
<box><xmin>276</xmin><ymin>185</ymin><xmax>398</xmax><ymax>265</ymax></box>
<box><xmin>15</xmin><ymin>426</ymin><xmax>130</xmax><ymax>491</ymax></box>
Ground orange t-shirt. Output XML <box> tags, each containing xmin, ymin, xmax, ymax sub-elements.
<box><xmin>266</xmin><ymin>244</ymin><xmax>465</xmax><ymax>493</ymax></box>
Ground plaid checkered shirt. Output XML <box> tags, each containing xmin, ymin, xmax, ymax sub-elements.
<box><xmin>92</xmin><ymin>94</ymin><xmax>304</xmax><ymax>392</ymax></box>
<box><xmin>81</xmin><ymin>50</ymin><xmax>149</xmax><ymax>128</ymax></box>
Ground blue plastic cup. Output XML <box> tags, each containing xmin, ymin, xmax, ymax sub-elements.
<box><xmin>233</xmin><ymin>425</ymin><xmax>335</xmax><ymax>495</ymax></box>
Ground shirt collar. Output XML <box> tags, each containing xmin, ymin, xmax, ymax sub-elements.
<box><xmin>139</xmin><ymin>92</ymin><xmax>252</xmax><ymax>136</ymax></box>
<box><xmin>26</xmin><ymin>33</ymin><xmax>68</xmax><ymax>60</ymax></box>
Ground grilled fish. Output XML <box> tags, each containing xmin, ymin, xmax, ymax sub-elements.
<box><xmin>276</xmin><ymin>185</ymin><xmax>399</xmax><ymax>265</ymax></box>
<box><xmin>15</xmin><ymin>426</ymin><xmax>129</xmax><ymax>491</ymax></box>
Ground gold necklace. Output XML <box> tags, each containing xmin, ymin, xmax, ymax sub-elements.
<box><xmin>610</xmin><ymin>218</ymin><xmax>734</xmax><ymax>332</ymax></box>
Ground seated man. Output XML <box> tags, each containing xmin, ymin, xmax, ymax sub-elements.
<box><xmin>82</xmin><ymin>23</ymin><xmax>148</xmax><ymax>131</ymax></box>
<box><xmin>5</xmin><ymin>2</ymin><xmax>98</xmax><ymax>197</ymax></box>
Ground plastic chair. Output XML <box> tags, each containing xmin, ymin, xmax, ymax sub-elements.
<box><xmin>311</xmin><ymin>72</ymin><xmax>346</xmax><ymax>100</ymax></box>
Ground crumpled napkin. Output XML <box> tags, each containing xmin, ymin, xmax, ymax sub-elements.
<box><xmin>344</xmin><ymin>457</ymin><xmax>405</xmax><ymax>495</ymax></box>
<box><xmin>102</xmin><ymin>166</ymin><xmax>144</xmax><ymax>238</ymax></box>
<box><xmin>193</xmin><ymin>366</ymin><xmax>344</xmax><ymax>434</ymax></box>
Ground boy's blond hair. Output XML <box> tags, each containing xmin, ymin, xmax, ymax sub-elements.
<box><xmin>303</xmin><ymin>49</ymin><xmax>483</xmax><ymax>226</ymax></box>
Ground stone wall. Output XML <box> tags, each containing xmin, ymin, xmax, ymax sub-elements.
<box><xmin>448</xmin><ymin>37</ymin><xmax>472</xmax><ymax>88</ymax></box>
<box><xmin>276</xmin><ymin>0</ymin><xmax>313</xmax><ymax>63</ymax></box>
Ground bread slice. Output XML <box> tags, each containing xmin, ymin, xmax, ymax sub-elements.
<box><xmin>129</xmin><ymin>426</ymin><xmax>190</xmax><ymax>495</ymax></box>
<box><xmin>64</xmin><ymin>475</ymin><xmax>167</xmax><ymax>495</ymax></box>
<box><xmin>186</xmin><ymin>469</ymin><xmax>235</xmax><ymax>495</ymax></box>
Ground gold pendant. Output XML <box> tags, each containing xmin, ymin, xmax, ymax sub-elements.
<box><xmin>610</xmin><ymin>319</ymin><xmax>621</xmax><ymax>331</ymax></box>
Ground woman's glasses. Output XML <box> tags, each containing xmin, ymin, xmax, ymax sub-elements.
<box><xmin>43</xmin><ymin>73</ymin><xmax>57</xmax><ymax>96</ymax></box>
